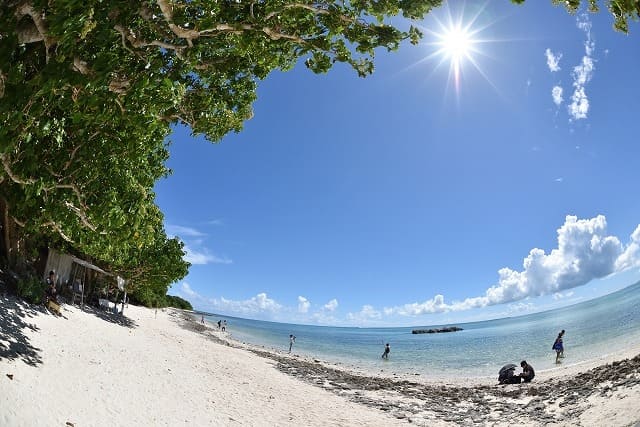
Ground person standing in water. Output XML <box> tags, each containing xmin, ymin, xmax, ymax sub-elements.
<box><xmin>288</xmin><ymin>334</ymin><xmax>296</xmax><ymax>353</ymax></box>
<box><xmin>381</xmin><ymin>343</ymin><xmax>390</xmax><ymax>359</ymax></box>
<box><xmin>552</xmin><ymin>330</ymin><xmax>565</xmax><ymax>363</ymax></box>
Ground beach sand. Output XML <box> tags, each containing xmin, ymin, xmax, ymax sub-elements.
<box><xmin>1</xmin><ymin>296</ymin><xmax>639</xmax><ymax>426</ymax></box>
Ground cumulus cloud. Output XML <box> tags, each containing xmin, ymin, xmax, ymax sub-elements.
<box><xmin>323</xmin><ymin>298</ymin><xmax>338</xmax><ymax>312</ymax></box>
<box><xmin>552</xmin><ymin>86</ymin><xmax>564</xmax><ymax>106</ymax></box>
<box><xmin>545</xmin><ymin>48</ymin><xmax>562</xmax><ymax>72</ymax></box>
<box><xmin>297</xmin><ymin>296</ymin><xmax>310</xmax><ymax>313</ymax></box>
<box><xmin>207</xmin><ymin>292</ymin><xmax>282</xmax><ymax>316</ymax></box>
<box><xmin>615</xmin><ymin>225</ymin><xmax>640</xmax><ymax>271</ymax></box>
<box><xmin>347</xmin><ymin>305</ymin><xmax>381</xmax><ymax>323</ymax></box>
<box><xmin>568</xmin><ymin>14</ymin><xmax>595</xmax><ymax>120</ymax></box>
<box><xmin>385</xmin><ymin>215</ymin><xmax>640</xmax><ymax>316</ymax></box>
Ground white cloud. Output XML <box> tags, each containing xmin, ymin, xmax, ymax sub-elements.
<box><xmin>183</xmin><ymin>244</ymin><xmax>232</xmax><ymax>265</ymax></box>
<box><xmin>180</xmin><ymin>282</ymin><xmax>199</xmax><ymax>298</ymax></box>
<box><xmin>166</xmin><ymin>224</ymin><xmax>206</xmax><ymax>237</ymax></box>
<box><xmin>553</xmin><ymin>290</ymin><xmax>574</xmax><ymax>300</ymax></box>
<box><xmin>323</xmin><ymin>298</ymin><xmax>338</xmax><ymax>312</ymax></box>
<box><xmin>387</xmin><ymin>294</ymin><xmax>449</xmax><ymax>316</ymax></box>
<box><xmin>568</xmin><ymin>86</ymin><xmax>590</xmax><ymax>120</ymax></box>
<box><xmin>552</xmin><ymin>86</ymin><xmax>564</xmax><ymax>106</ymax></box>
<box><xmin>545</xmin><ymin>48</ymin><xmax>562</xmax><ymax>72</ymax></box>
<box><xmin>347</xmin><ymin>305</ymin><xmax>381</xmax><ymax>323</ymax></box>
<box><xmin>615</xmin><ymin>225</ymin><xmax>640</xmax><ymax>271</ymax></box>
<box><xmin>568</xmin><ymin>14</ymin><xmax>595</xmax><ymax>121</ymax></box>
<box><xmin>207</xmin><ymin>292</ymin><xmax>282</xmax><ymax>316</ymax></box>
<box><xmin>386</xmin><ymin>215</ymin><xmax>640</xmax><ymax>316</ymax></box>
<box><xmin>166</xmin><ymin>222</ymin><xmax>233</xmax><ymax>265</ymax></box>
<box><xmin>572</xmin><ymin>56</ymin><xmax>595</xmax><ymax>88</ymax></box>
<box><xmin>297</xmin><ymin>296</ymin><xmax>310</xmax><ymax>313</ymax></box>
<box><xmin>554</xmin><ymin>177</ymin><xmax>564</xmax><ymax>183</ymax></box>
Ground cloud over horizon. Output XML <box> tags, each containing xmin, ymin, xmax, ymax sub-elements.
<box><xmin>297</xmin><ymin>296</ymin><xmax>310</xmax><ymax>313</ymax></box>
<box><xmin>385</xmin><ymin>215</ymin><xmax>640</xmax><ymax>316</ymax></box>
<box><xmin>175</xmin><ymin>217</ymin><xmax>640</xmax><ymax>325</ymax></box>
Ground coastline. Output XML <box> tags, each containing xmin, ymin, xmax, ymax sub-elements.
<box><xmin>189</xmin><ymin>312</ymin><xmax>640</xmax><ymax>426</ymax></box>
<box><xmin>1</xmin><ymin>296</ymin><xmax>639</xmax><ymax>426</ymax></box>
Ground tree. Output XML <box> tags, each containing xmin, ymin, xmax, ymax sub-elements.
<box><xmin>512</xmin><ymin>0</ymin><xmax>639</xmax><ymax>33</ymax></box>
<box><xmin>0</xmin><ymin>0</ymin><xmax>636</xmax><ymax>291</ymax></box>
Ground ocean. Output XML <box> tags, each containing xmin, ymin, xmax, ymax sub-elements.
<box><xmin>203</xmin><ymin>281</ymin><xmax>640</xmax><ymax>378</ymax></box>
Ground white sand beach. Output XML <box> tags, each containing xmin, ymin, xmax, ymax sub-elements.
<box><xmin>1</xmin><ymin>296</ymin><xmax>639</xmax><ymax>426</ymax></box>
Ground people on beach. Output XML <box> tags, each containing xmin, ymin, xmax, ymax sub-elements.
<box><xmin>222</xmin><ymin>320</ymin><xmax>227</xmax><ymax>332</ymax></box>
<box><xmin>552</xmin><ymin>330</ymin><xmax>565</xmax><ymax>363</ymax></box>
<box><xmin>44</xmin><ymin>270</ymin><xmax>57</xmax><ymax>303</ymax></box>
<box><xmin>381</xmin><ymin>343</ymin><xmax>390</xmax><ymax>359</ymax></box>
<box><xmin>519</xmin><ymin>360</ymin><xmax>535</xmax><ymax>383</ymax></box>
<box><xmin>217</xmin><ymin>320</ymin><xmax>222</xmax><ymax>329</ymax></box>
<box><xmin>288</xmin><ymin>334</ymin><xmax>296</xmax><ymax>353</ymax></box>
<box><xmin>201</xmin><ymin>315</ymin><xmax>205</xmax><ymax>324</ymax></box>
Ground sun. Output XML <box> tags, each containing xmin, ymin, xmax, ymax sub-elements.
<box><xmin>439</xmin><ymin>25</ymin><xmax>474</xmax><ymax>63</ymax></box>
<box><xmin>419</xmin><ymin>4</ymin><xmax>494</xmax><ymax>96</ymax></box>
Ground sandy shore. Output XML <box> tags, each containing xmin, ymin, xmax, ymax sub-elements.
<box><xmin>1</xmin><ymin>296</ymin><xmax>639</xmax><ymax>426</ymax></box>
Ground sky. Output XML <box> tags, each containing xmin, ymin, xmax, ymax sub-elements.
<box><xmin>156</xmin><ymin>1</ymin><xmax>640</xmax><ymax>326</ymax></box>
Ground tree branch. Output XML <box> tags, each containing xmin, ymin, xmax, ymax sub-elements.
<box><xmin>0</xmin><ymin>154</ymin><xmax>36</xmax><ymax>185</ymax></box>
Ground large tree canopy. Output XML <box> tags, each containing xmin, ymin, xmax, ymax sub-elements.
<box><xmin>0</xmin><ymin>0</ymin><xmax>637</xmax><ymax>296</ymax></box>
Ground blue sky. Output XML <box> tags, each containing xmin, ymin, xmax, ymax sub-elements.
<box><xmin>158</xmin><ymin>1</ymin><xmax>640</xmax><ymax>326</ymax></box>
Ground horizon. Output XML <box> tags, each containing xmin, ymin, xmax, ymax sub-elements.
<box><xmin>184</xmin><ymin>272</ymin><xmax>640</xmax><ymax>330</ymax></box>
<box><xmin>159</xmin><ymin>1</ymin><xmax>640</xmax><ymax>326</ymax></box>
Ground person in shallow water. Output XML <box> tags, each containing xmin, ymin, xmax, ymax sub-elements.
<box><xmin>381</xmin><ymin>343</ymin><xmax>390</xmax><ymax>359</ymax></box>
<box><xmin>552</xmin><ymin>330</ymin><xmax>565</xmax><ymax>363</ymax></box>
<box><xmin>519</xmin><ymin>360</ymin><xmax>535</xmax><ymax>383</ymax></box>
<box><xmin>288</xmin><ymin>334</ymin><xmax>296</xmax><ymax>353</ymax></box>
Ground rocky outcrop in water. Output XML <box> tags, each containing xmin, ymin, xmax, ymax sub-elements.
<box><xmin>411</xmin><ymin>326</ymin><xmax>463</xmax><ymax>334</ymax></box>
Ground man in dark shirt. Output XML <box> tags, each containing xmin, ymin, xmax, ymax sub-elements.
<box><xmin>45</xmin><ymin>270</ymin><xmax>57</xmax><ymax>302</ymax></box>
<box><xmin>520</xmin><ymin>360</ymin><xmax>535</xmax><ymax>383</ymax></box>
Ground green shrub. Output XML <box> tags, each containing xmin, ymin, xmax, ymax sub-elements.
<box><xmin>17</xmin><ymin>276</ymin><xmax>45</xmax><ymax>304</ymax></box>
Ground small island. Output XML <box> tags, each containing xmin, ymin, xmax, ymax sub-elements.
<box><xmin>412</xmin><ymin>326</ymin><xmax>463</xmax><ymax>334</ymax></box>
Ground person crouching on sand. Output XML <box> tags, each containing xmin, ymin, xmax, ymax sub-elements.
<box><xmin>381</xmin><ymin>343</ymin><xmax>390</xmax><ymax>359</ymax></box>
<box><xmin>519</xmin><ymin>360</ymin><xmax>535</xmax><ymax>383</ymax></box>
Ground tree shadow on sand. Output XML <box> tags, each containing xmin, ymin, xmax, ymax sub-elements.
<box><xmin>0</xmin><ymin>295</ymin><xmax>44</xmax><ymax>366</ymax></box>
<box><xmin>81</xmin><ymin>305</ymin><xmax>137</xmax><ymax>329</ymax></box>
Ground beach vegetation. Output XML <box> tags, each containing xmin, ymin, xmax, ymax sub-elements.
<box><xmin>165</xmin><ymin>295</ymin><xmax>194</xmax><ymax>311</ymax></box>
<box><xmin>0</xmin><ymin>0</ymin><xmax>635</xmax><ymax>305</ymax></box>
<box><xmin>16</xmin><ymin>275</ymin><xmax>45</xmax><ymax>305</ymax></box>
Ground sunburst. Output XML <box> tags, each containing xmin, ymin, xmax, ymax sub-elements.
<box><xmin>421</xmin><ymin>3</ymin><xmax>495</xmax><ymax>96</ymax></box>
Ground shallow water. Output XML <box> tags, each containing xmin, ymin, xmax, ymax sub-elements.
<box><xmin>204</xmin><ymin>281</ymin><xmax>640</xmax><ymax>378</ymax></box>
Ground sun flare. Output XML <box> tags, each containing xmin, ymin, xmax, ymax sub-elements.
<box><xmin>439</xmin><ymin>25</ymin><xmax>474</xmax><ymax>62</ymax></box>
<box><xmin>419</xmin><ymin>4</ymin><xmax>494</xmax><ymax>97</ymax></box>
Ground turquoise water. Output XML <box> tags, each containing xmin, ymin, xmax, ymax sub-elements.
<box><xmin>204</xmin><ymin>281</ymin><xmax>640</xmax><ymax>378</ymax></box>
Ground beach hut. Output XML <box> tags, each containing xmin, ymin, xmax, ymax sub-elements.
<box><xmin>43</xmin><ymin>248</ymin><xmax>119</xmax><ymax>310</ymax></box>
